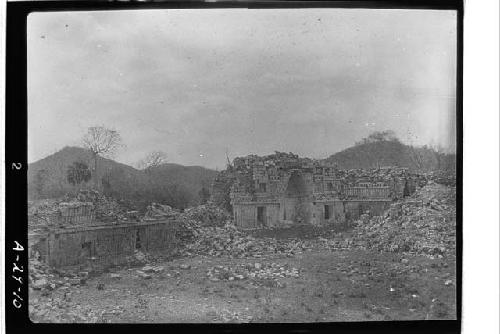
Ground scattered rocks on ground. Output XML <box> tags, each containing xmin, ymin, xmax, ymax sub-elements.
<box><xmin>125</xmin><ymin>250</ymin><xmax>150</xmax><ymax>266</ymax></box>
<box><xmin>141</xmin><ymin>265</ymin><xmax>164</xmax><ymax>273</ymax></box>
<box><xmin>215</xmin><ymin>309</ymin><xmax>253</xmax><ymax>323</ymax></box>
<box><xmin>180</xmin><ymin>222</ymin><xmax>315</xmax><ymax>258</ymax></box>
<box><xmin>207</xmin><ymin>262</ymin><xmax>299</xmax><ymax>286</ymax></box>
<box><xmin>136</xmin><ymin>270</ymin><xmax>152</xmax><ymax>279</ymax></box>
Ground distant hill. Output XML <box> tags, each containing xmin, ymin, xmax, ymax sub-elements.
<box><xmin>147</xmin><ymin>163</ymin><xmax>216</xmax><ymax>195</ymax></box>
<box><xmin>323</xmin><ymin>140</ymin><xmax>456</xmax><ymax>172</ymax></box>
<box><xmin>28</xmin><ymin>146</ymin><xmax>217</xmax><ymax>209</ymax></box>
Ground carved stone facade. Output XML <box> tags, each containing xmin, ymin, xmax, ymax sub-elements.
<box><xmin>225</xmin><ymin>152</ymin><xmax>418</xmax><ymax>229</ymax></box>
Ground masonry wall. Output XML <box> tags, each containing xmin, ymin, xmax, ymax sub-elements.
<box><xmin>312</xmin><ymin>201</ymin><xmax>347</xmax><ymax>226</ymax></box>
<box><xmin>232</xmin><ymin>198</ymin><xmax>398</xmax><ymax>227</ymax></box>
<box><xmin>234</xmin><ymin>203</ymin><xmax>281</xmax><ymax>229</ymax></box>
<box><xmin>138</xmin><ymin>223</ymin><xmax>179</xmax><ymax>252</ymax></box>
<box><xmin>40</xmin><ymin>221</ymin><xmax>180</xmax><ymax>268</ymax></box>
<box><xmin>233</xmin><ymin>204</ymin><xmax>258</xmax><ymax>229</ymax></box>
<box><xmin>343</xmin><ymin>187</ymin><xmax>390</xmax><ymax>199</ymax></box>
<box><xmin>264</xmin><ymin>204</ymin><xmax>281</xmax><ymax>228</ymax></box>
<box><xmin>234</xmin><ymin>199</ymin><xmax>391</xmax><ymax>228</ymax></box>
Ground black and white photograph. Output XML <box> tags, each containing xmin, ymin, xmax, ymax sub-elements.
<box><xmin>23</xmin><ymin>5</ymin><xmax>459</xmax><ymax>325</ymax></box>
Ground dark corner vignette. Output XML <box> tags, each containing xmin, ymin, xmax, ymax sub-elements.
<box><xmin>5</xmin><ymin>1</ymin><xmax>463</xmax><ymax>334</ymax></box>
<box><xmin>6</xmin><ymin>1</ymin><xmax>29</xmax><ymax>333</ymax></box>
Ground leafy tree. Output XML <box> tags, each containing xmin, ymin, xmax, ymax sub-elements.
<box><xmin>356</xmin><ymin>130</ymin><xmax>400</xmax><ymax>146</ymax></box>
<box><xmin>66</xmin><ymin>161</ymin><xmax>92</xmax><ymax>187</ymax></box>
<box><xmin>82</xmin><ymin>126</ymin><xmax>123</xmax><ymax>189</ymax></box>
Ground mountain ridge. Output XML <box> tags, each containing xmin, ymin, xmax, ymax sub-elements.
<box><xmin>323</xmin><ymin>140</ymin><xmax>456</xmax><ymax>171</ymax></box>
<box><xmin>28</xmin><ymin>146</ymin><xmax>217</xmax><ymax>209</ymax></box>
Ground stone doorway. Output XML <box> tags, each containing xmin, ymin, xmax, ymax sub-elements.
<box><xmin>283</xmin><ymin>171</ymin><xmax>311</xmax><ymax>224</ymax></box>
<box><xmin>257</xmin><ymin>206</ymin><xmax>266</xmax><ymax>227</ymax></box>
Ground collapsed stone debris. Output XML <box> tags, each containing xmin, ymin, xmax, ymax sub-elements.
<box><xmin>180</xmin><ymin>223</ymin><xmax>315</xmax><ymax>258</ymax></box>
<box><xmin>142</xmin><ymin>203</ymin><xmax>178</xmax><ymax>221</ymax></box>
<box><xmin>207</xmin><ymin>262</ymin><xmax>300</xmax><ymax>287</ymax></box>
<box><xmin>28</xmin><ymin>189</ymin><xmax>140</xmax><ymax>233</ymax></box>
<box><xmin>350</xmin><ymin>183</ymin><xmax>456</xmax><ymax>257</ymax></box>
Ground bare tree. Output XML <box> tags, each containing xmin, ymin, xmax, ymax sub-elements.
<box><xmin>82</xmin><ymin>126</ymin><xmax>123</xmax><ymax>189</ymax></box>
<box><xmin>137</xmin><ymin>151</ymin><xmax>168</xmax><ymax>172</ymax></box>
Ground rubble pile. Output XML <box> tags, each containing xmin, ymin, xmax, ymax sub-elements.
<box><xmin>174</xmin><ymin>221</ymin><xmax>199</xmax><ymax>245</ymax></box>
<box><xmin>336</xmin><ymin>167</ymin><xmax>423</xmax><ymax>185</ymax></box>
<box><xmin>207</xmin><ymin>262</ymin><xmax>300</xmax><ymax>284</ymax></box>
<box><xmin>181</xmin><ymin>223</ymin><xmax>314</xmax><ymax>258</ymax></box>
<box><xmin>73</xmin><ymin>189</ymin><xmax>137</xmax><ymax>223</ymax></box>
<box><xmin>142</xmin><ymin>203</ymin><xmax>179</xmax><ymax>221</ymax></box>
<box><xmin>318</xmin><ymin>236</ymin><xmax>355</xmax><ymax>251</ymax></box>
<box><xmin>28</xmin><ymin>199</ymin><xmax>60</xmax><ymax>217</ymax></box>
<box><xmin>181</xmin><ymin>203</ymin><xmax>232</xmax><ymax>227</ymax></box>
<box><xmin>350</xmin><ymin>184</ymin><xmax>456</xmax><ymax>257</ymax></box>
<box><xmin>29</xmin><ymin>258</ymin><xmax>56</xmax><ymax>290</ymax></box>
<box><xmin>173</xmin><ymin>204</ymin><xmax>233</xmax><ymax>244</ymax></box>
<box><xmin>29</xmin><ymin>258</ymin><xmax>89</xmax><ymax>292</ymax></box>
<box><xmin>28</xmin><ymin>189</ymin><xmax>142</xmax><ymax>230</ymax></box>
<box><xmin>125</xmin><ymin>250</ymin><xmax>155</xmax><ymax>266</ymax></box>
<box><xmin>213</xmin><ymin>309</ymin><xmax>254</xmax><ymax>323</ymax></box>
<box><xmin>30</xmin><ymin>293</ymin><xmax>120</xmax><ymax>323</ymax></box>
<box><xmin>30</xmin><ymin>296</ymin><xmax>89</xmax><ymax>323</ymax></box>
<box><xmin>28</xmin><ymin>200</ymin><xmax>63</xmax><ymax>230</ymax></box>
<box><xmin>425</xmin><ymin>171</ymin><xmax>456</xmax><ymax>187</ymax></box>
<box><xmin>231</xmin><ymin>152</ymin><xmax>309</xmax><ymax>173</ymax></box>
<box><xmin>135</xmin><ymin>264</ymin><xmax>165</xmax><ymax>279</ymax></box>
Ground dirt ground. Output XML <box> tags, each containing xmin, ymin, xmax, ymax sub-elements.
<box><xmin>29</xmin><ymin>247</ymin><xmax>456</xmax><ymax>323</ymax></box>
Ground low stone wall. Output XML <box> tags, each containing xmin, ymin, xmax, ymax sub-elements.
<box><xmin>58</xmin><ymin>202</ymin><xmax>95</xmax><ymax>225</ymax></box>
<box><xmin>30</xmin><ymin>220</ymin><xmax>180</xmax><ymax>269</ymax></box>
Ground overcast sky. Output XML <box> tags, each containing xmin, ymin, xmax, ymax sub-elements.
<box><xmin>28</xmin><ymin>8</ymin><xmax>457</xmax><ymax>170</ymax></box>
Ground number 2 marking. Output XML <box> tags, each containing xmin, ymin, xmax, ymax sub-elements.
<box><xmin>11</xmin><ymin>163</ymin><xmax>22</xmax><ymax>170</ymax></box>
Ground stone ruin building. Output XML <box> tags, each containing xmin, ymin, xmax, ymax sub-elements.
<box><xmin>212</xmin><ymin>152</ymin><xmax>420</xmax><ymax>229</ymax></box>
<box><xmin>28</xmin><ymin>192</ymin><xmax>180</xmax><ymax>269</ymax></box>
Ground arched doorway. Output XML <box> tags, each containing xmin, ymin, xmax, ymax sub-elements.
<box><xmin>281</xmin><ymin>171</ymin><xmax>312</xmax><ymax>224</ymax></box>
